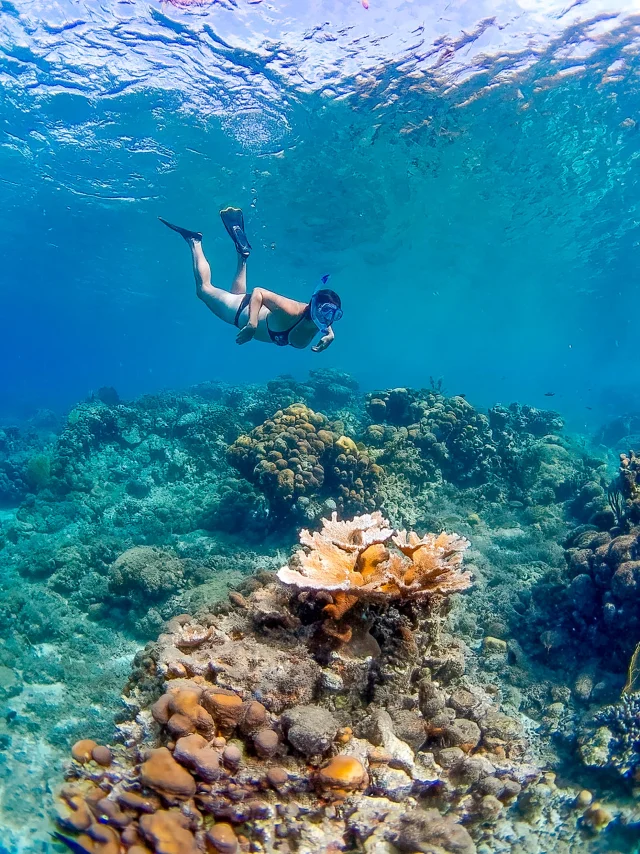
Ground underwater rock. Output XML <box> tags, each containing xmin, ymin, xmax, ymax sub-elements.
<box><xmin>281</xmin><ymin>703</ymin><xmax>339</xmax><ymax>757</ymax></box>
<box><xmin>108</xmin><ymin>546</ymin><xmax>185</xmax><ymax>602</ymax></box>
<box><xmin>53</xmin><ymin>517</ymin><xmax>543</xmax><ymax>853</ymax></box>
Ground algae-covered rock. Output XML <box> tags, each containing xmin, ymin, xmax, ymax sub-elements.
<box><xmin>579</xmin><ymin>725</ymin><xmax>613</xmax><ymax>769</ymax></box>
<box><xmin>108</xmin><ymin>546</ymin><xmax>184</xmax><ymax>600</ymax></box>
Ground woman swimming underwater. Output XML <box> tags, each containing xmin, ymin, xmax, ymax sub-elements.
<box><xmin>159</xmin><ymin>208</ymin><xmax>342</xmax><ymax>353</ymax></box>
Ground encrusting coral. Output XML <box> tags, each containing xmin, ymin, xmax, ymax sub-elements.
<box><xmin>52</xmin><ymin>515</ymin><xmax>539</xmax><ymax>854</ymax></box>
<box><xmin>277</xmin><ymin>512</ymin><xmax>471</xmax><ymax>640</ymax></box>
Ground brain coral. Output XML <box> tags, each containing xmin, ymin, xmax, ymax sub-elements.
<box><xmin>227</xmin><ymin>403</ymin><xmax>381</xmax><ymax>521</ymax></box>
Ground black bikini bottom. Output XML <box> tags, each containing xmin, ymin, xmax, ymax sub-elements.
<box><xmin>234</xmin><ymin>293</ymin><xmax>251</xmax><ymax>327</ymax></box>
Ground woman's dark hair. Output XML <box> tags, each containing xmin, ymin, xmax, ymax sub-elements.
<box><xmin>315</xmin><ymin>288</ymin><xmax>341</xmax><ymax>309</ymax></box>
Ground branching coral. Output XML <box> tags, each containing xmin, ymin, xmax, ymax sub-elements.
<box><xmin>584</xmin><ymin>692</ymin><xmax>640</xmax><ymax>778</ymax></box>
<box><xmin>277</xmin><ymin>512</ymin><xmax>471</xmax><ymax>635</ymax></box>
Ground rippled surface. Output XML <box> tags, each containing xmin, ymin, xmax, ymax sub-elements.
<box><xmin>1</xmin><ymin>2</ymin><xmax>640</xmax><ymax>416</ymax></box>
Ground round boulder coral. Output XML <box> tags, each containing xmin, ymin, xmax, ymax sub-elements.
<box><xmin>108</xmin><ymin>546</ymin><xmax>184</xmax><ymax>601</ymax></box>
<box><xmin>227</xmin><ymin>404</ymin><xmax>381</xmax><ymax>521</ymax></box>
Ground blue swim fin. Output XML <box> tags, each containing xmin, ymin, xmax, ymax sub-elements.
<box><xmin>158</xmin><ymin>217</ymin><xmax>202</xmax><ymax>242</ymax></box>
<box><xmin>220</xmin><ymin>207</ymin><xmax>251</xmax><ymax>258</ymax></box>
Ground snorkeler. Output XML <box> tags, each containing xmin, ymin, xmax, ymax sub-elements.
<box><xmin>159</xmin><ymin>208</ymin><xmax>342</xmax><ymax>352</ymax></box>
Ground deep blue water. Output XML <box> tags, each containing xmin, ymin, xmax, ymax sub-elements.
<box><xmin>1</xmin><ymin>0</ymin><xmax>640</xmax><ymax>427</ymax></box>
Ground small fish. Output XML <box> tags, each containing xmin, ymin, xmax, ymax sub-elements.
<box><xmin>586</xmin><ymin>406</ymin><xmax>593</xmax><ymax>410</ymax></box>
<box><xmin>51</xmin><ymin>832</ymin><xmax>92</xmax><ymax>853</ymax></box>
<box><xmin>544</xmin><ymin>392</ymin><xmax>555</xmax><ymax>397</ymax></box>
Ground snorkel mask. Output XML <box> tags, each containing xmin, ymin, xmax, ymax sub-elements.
<box><xmin>310</xmin><ymin>275</ymin><xmax>343</xmax><ymax>334</ymax></box>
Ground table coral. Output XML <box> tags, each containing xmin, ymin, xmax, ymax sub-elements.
<box><xmin>227</xmin><ymin>403</ymin><xmax>381</xmax><ymax>522</ymax></box>
<box><xmin>277</xmin><ymin>512</ymin><xmax>471</xmax><ymax>636</ymax></box>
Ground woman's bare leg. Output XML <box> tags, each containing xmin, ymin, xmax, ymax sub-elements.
<box><xmin>230</xmin><ymin>253</ymin><xmax>247</xmax><ymax>295</ymax></box>
<box><xmin>188</xmin><ymin>239</ymin><xmax>237</xmax><ymax>321</ymax></box>
<box><xmin>190</xmin><ymin>238</ymin><xmax>212</xmax><ymax>296</ymax></box>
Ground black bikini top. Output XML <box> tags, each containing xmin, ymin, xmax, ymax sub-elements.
<box><xmin>267</xmin><ymin>304</ymin><xmax>311</xmax><ymax>347</ymax></box>
<box><xmin>234</xmin><ymin>292</ymin><xmax>311</xmax><ymax>348</ymax></box>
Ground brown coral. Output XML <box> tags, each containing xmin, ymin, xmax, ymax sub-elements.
<box><xmin>139</xmin><ymin>809</ymin><xmax>200</xmax><ymax>854</ymax></box>
<box><xmin>140</xmin><ymin>747</ymin><xmax>197</xmax><ymax>802</ymax></box>
<box><xmin>227</xmin><ymin>403</ymin><xmax>381</xmax><ymax>518</ymax></box>
<box><xmin>152</xmin><ymin>687</ymin><xmax>215</xmax><ymax>739</ymax></box>
<box><xmin>277</xmin><ymin>512</ymin><xmax>471</xmax><ymax>627</ymax></box>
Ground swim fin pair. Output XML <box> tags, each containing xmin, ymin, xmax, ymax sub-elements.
<box><xmin>158</xmin><ymin>207</ymin><xmax>251</xmax><ymax>257</ymax></box>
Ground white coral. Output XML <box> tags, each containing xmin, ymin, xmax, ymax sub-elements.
<box><xmin>277</xmin><ymin>513</ymin><xmax>472</xmax><ymax>609</ymax></box>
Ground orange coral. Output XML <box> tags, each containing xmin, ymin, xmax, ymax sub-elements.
<box><xmin>139</xmin><ymin>809</ymin><xmax>200</xmax><ymax>854</ymax></box>
<box><xmin>140</xmin><ymin>747</ymin><xmax>197</xmax><ymax>802</ymax></box>
<box><xmin>71</xmin><ymin>739</ymin><xmax>98</xmax><ymax>764</ymax></box>
<box><xmin>315</xmin><ymin>755</ymin><xmax>368</xmax><ymax>798</ymax></box>
<box><xmin>277</xmin><ymin>513</ymin><xmax>471</xmax><ymax>626</ymax></box>
<box><xmin>152</xmin><ymin>687</ymin><xmax>215</xmax><ymax>739</ymax></box>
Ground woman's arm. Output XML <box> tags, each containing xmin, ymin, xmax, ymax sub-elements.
<box><xmin>312</xmin><ymin>325</ymin><xmax>334</xmax><ymax>353</ymax></box>
<box><xmin>236</xmin><ymin>289</ymin><xmax>265</xmax><ymax>344</ymax></box>
<box><xmin>237</xmin><ymin>288</ymin><xmax>307</xmax><ymax>344</ymax></box>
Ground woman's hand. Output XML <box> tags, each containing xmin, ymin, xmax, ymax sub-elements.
<box><xmin>312</xmin><ymin>330</ymin><xmax>334</xmax><ymax>353</ymax></box>
<box><xmin>236</xmin><ymin>322</ymin><xmax>257</xmax><ymax>344</ymax></box>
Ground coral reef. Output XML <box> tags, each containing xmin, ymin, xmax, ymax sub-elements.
<box><xmin>551</xmin><ymin>452</ymin><xmax>640</xmax><ymax>668</ymax></box>
<box><xmin>362</xmin><ymin>389</ymin><xmax>599</xmax><ymax>528</ymax></box>
<box><xmin>365</xmin><ymin>387</ymin><xmax>500</xmax><ymax>486</ymax></box>
<box><xmin>618</xmin><ymin>450</ymin><xmax>640</xmax><ymax>524</ymax></box>
<box><xmin>54</xmin><ymin>523</ymin><xmax>541</xmax><ymax>854</ymax></box>
<box><xmin>228</xmin><ymin>404</ymin><xmax>381</xmax><ymax>523</ymax></box>
<box><xmin>0</xmin><ymin>373</ymin><xmax>630</xmax><ymax>852</ymax></box>
<box><xmin>561</xmin><ymin>524</ymin><xmax>640</xmax><ymax>665</ymax></box>
<box><xmin>0</xmin><ymin>421</ymin><xmax>55</xmax><ymax>506</ymax></box>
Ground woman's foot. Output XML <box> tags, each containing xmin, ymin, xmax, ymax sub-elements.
<box><xmin>158</xmin><ymin>217</ymin><xmax>202</xmax><ymax>243</ymax></box>
<box><xmin>220</xmin><ymin>206</ymin><xmax>251</xmax><ymax>258</ymax></box>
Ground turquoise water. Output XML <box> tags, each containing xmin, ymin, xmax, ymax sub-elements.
<box><xmin>4</xmin><ymin>2</ymin><xmax>640</xmax><ymax>853</ymax></box>
<box><xmin>2</xmin><ymin>1</ymin><xmax>639</xmax><ymax>424</ymax></box>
